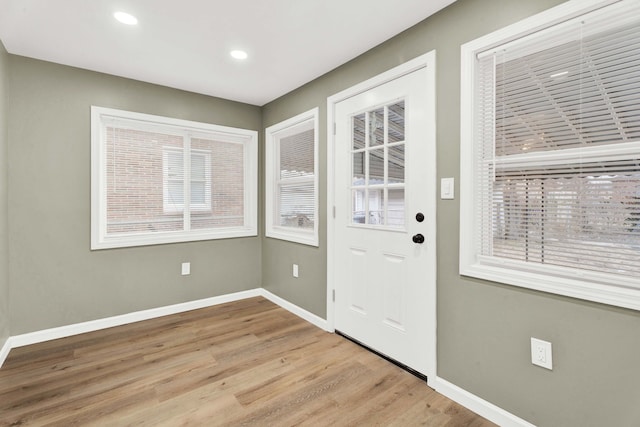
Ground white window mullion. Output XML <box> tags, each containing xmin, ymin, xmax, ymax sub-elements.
<box><xmin>97</xmin><ymin>121</ymin><xmax>109</xmax><ymax>244</ymax></box>
<box><xmin>274</xmin><ymin>139</ymin><xmax>284</xmax><ymax>228</ymax></box>
<box><xmin>183</xmin><ymin>133</ymin><xmax>191</xmax><ymax>232</ymax></box>
<box><xmin>383</xmin><ymin>105</ymin><xmax>389</xmax><ymax>226</ymax></box>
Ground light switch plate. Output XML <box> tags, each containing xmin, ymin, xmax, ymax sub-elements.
<box><xmin>441</xmin><ymin>177</ymin><xmax>455</xmax><ymax>199</ymax></box>
<box><xmin>181</xmin><ymin>262</ymin><xmax>191</xmax><ymax>276</ymax></box>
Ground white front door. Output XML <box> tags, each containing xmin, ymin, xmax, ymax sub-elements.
<box><xmin>331</xmin><ymin>57</ymin><xmax>436</xmax><ymax>378</ymax></box>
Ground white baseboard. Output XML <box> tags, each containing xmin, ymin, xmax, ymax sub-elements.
<box><xmin>258</xmin><ymin>289</ymin><xmax>329</xmax><ymax>331</ymax></box>
<box><xmin>8</xmin><ymin>289</ymin><xmax>262</xmax><ymax>350</ymax></box>
<box><xmin>432</xmin><ymin>376</ymin><xmax>536</xmax><ymax>427</ymax></box>
<box><xmin>0</xmin><ymin>288</ymin><xmax>328</xmax><ymax>367</ymax></box>
<box><xmin>0</xmin><ymin>336</ymin><xmax>11</xmax><ymax>367</ymax></box>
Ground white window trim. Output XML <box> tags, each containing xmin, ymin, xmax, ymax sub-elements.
<box><xmin>91</xmin><ymin>106</ymin><xmax>258</xmax><ymax>250</ymax></box>
<box><xmin>162</xmin><ymin>148</ymin><xmax>212</xmax><ymax>213</ymax></box>
<box><xmin>459</xmin><ymin>0</ymin><xmax>640</xmax><ymax>311</ymax></box>
<box><xmin>265</xmin><ymin>108</ymin><xmax>319</xmax><ymax>246</ymax></box>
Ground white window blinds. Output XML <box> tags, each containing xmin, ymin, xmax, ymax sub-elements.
<box><xmin>92</xmin><ymin>107</ymin><xmax>257</xmax><ymax>249</ymax></box>
<box><xmin>461</xmin><ymin>0</ymin><xmax>640</xmax><ymax>309</ymax></box>
<box><xmin>265</xmin><ymin>108</ymin><xmax>319</xmax><ymax>246</ymax></box>
<box><xmin>278</xmin><ymin>129</ymin><xmax>315</xmax><ymax>229</ymax></box>
<box><xmin>476</xmin><ymin>1</ymin><xmax>640</xmax><ymax>279</ymax></box>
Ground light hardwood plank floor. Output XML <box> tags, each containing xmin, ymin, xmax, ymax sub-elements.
<box><xmin>0</xmin><ymin>297</ymin><xmax>496</xmax><ymax>426</ymax></box>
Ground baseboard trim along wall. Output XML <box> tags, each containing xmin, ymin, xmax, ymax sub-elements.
<box><xmin>0</xmin><ymin>290</ymin><xmax>528</xmax><ymax>427</ymax></box>
<box><xmin>260</xmin><ymin>289</ymin><xmax>329</xmax><ymax>331</ymax></box>
<box><xmin>432</xmin><ymin>377</ymin><xmax>536</xmax><ymax>427</ymax></box>
<box><xmin>6</xmin><ymin>289</ymin><xmax>262</xmax><ymax>350</ymax></box>
<box><xmin>0</xmin><ymin>288</ymin><xmax>328</xmax><ymax>367</ymax></box>
<box><xmin>0</xmin><ymin>337</ymin><xmax>11</xmax><ymax>368</ymax></box>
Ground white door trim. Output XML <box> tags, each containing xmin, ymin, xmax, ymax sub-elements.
<box><xmin>326</xmin><ymin>51</ymin><xmax>437</xmax><ymax>381</ymax></box>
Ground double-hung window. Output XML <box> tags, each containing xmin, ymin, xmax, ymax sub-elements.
<box><xmin>265</xmin><ymin>108</ymin><xmax>319</xmax><ymax>246</ymax></box>
<box><xmin>91</xmin><ymin>107</ymin><xmax>257</xmax><ymax>249</ymax></box>
<box><xmin>460</xmin><ymin>0</ymin><xmax>640</xmax><ymax>310</ymax></box>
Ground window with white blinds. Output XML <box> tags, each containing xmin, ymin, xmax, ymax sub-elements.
<box><xmin>265</xmin><ymin>108</ymin><xmax>319</xmax><ymax>246</ymax></box>
<box><xmin>91</xmin><ymin>107</ymin><xmax>257</xmax><ymax>249</ymax></box>
<box><xmin>460</xmin><ymin>0</ymin><xmax>640</xmax><ymax>310</ymax></box>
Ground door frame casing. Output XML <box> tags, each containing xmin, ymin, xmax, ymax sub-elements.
<box><xmin>326</xmin><ymin>51</ymin><xmax>437</xmax><ymax>381</ymax></box>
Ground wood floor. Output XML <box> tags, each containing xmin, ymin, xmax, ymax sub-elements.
<box><xmin>0</xmin><ymin>297</ymin><xmax>495</xmax><ymax>426</ymax></box>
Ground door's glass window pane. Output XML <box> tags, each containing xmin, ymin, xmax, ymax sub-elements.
<box><xmin>388</xmin><ymin>144</ymin><xmax>405</xmax><ymax>184</ymax></box>
<box><xmin>352</xmin><ymin>189</ymin><xmax>366</xmax><ymax>224</ymax></box>
<box><xmin>353</xmin><ymin>113</ymin><xmax>366</xmax><ymax>150</ymax></box>
<box><xmin>352</xmin><ymin>151</ymin><xmax>365</xmax><ymax>185</ymax></box>
<box><xmin>368</xmin><ymin>148</ymin><xmax>385</xmax><ymax>185</ymax></box>
<box><xmin>388</xmin><ymin>102</ymin><xmax>405</xmax><ymax>143</ymax></box>
<box><xmin>387</xmin><ymin>188</ymin><xmax>405</xmax><ymax>228</ymax></box>
<box><xmin>369</xmin><ymin>108</ymin><xmax>384</xmax><ymax>147</ymax></box>
<box><xmin>368</xmin><ymin>189</ymin><xmax>385</xmax><ymax>225</ymax></box>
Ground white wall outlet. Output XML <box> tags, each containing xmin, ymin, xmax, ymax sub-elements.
<box><xmin>181</xmin><ymin>262</ymin><xmax>191</xmax><ymax>276</ymax></box>
<box><xmin>293</xmin><ymin>264</ymin><xmax>299</xmax><ymax>278</ymax></box>
<box><xmin>441</xmin><ymin>177</ymin><xmax>455</xmax><ymax>199</ymax></box>
<box><xmin>531</xmin><ymin>337</ymin><xmax>553</xmax><ymax>370</ymax></box>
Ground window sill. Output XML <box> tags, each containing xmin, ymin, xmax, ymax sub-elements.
<box><xmin>266</xmin><ymin>228</ymin><xmax>318</xmax><ymax>247</ymax></box>
<box><xmin>460</xmin><ymin>260</ymin><xmax>640</xmax><ymax>311</ymax></box>
<box><xmin>92</xmin><ymin>226</ymin><xmax>257</xmax><ymax>250</ymax></box>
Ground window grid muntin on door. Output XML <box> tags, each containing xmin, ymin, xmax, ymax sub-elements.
<box><xmin>350</xmin><ymin>100</ymin><xmax>405</xmax><ymax>229</ymax></box>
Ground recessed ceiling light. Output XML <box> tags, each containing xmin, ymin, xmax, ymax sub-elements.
<box><xmin>114</xmin><ymin>11</ymin><xmax>138</xmax><ymax>25</ymax></box>
<box><xmin>549</xmin><ymin>71</ymin><xmax>569</xmax><ymax>79</ymax></box>
<box><xmin>230</xmin><ymin>50</ymin><xmax>248</xmax><ymax>60</ymax></box>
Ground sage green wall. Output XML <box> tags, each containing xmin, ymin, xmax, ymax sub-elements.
<box><xmin>0</xmin><ymin>41</ymin><xmax>9</xmax><ymax>346</ymax></box>
<box><xmin>262</xmin><ymin>1</ymin><xmax>640</xmax><ymax>426</ymax></box>
<box><xmin>8</xmin><ymin>56</ymin><xmax>262</xmax><ymax>335</ymax></box>
<box><xmin>4</xmin><ymin>1</ymin><xmax>640</xmax><ymax>424</ymax></box>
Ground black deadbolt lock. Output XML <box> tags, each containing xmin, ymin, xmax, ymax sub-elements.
<box><xmin>415</xmin><ymin>212</ymin><xmax>425</xmax><ymax>222</ymax></box>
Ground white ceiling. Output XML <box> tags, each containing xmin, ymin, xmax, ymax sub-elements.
<box><xmin>0</xmin><ymin>0</ymin><xmax>455</xmax><ymax>106</ymax></box>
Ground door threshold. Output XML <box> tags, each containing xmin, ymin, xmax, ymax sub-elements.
<box><xmin>336</xmin><ymin>330</ymin><xmax>429</xmax><ymax>384</ymax></box>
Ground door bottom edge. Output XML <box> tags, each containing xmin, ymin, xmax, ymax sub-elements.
<box><xmin>335</xmin><ymin>330</ymin><xmax>429</xmax><ymax>384</ymax></box>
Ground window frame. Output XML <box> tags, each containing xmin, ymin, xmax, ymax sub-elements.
<box><xmin>265</xmin><ymin>108</ymin><xmax>319</xmax><ymax>246</ymax></box>
<box><xmin>91</xmin><ymin>106</ymin><xmax>258</xmax><ymax>250</ymax></box>
<box><xmin>459</xmin><ymin>0</ymin><xmax>640</xmax><ymax>311</ymax></box>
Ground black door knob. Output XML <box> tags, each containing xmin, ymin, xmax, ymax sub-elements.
<box><xmin>412</xmin><ymin>233</ymin><xmax>425</xmax><ymax>244</ymax></box>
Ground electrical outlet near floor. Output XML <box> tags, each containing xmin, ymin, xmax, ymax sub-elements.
<box><xmin>531</xmin><ymin>337</ymin><xmax>553</xmax><ymax>370</ymax></box>
<box><xmin>292</xmin><ymin>264</ymin><xmax>299</xmax><ymax>278</ymax></box>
